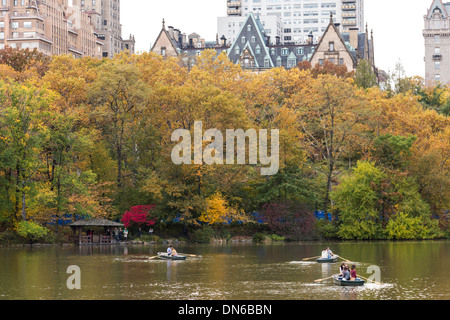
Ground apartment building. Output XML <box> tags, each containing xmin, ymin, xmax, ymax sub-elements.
<box><xmin>423</xmin><ymin>0</ymin><xmax>450</xmax><ymax>85</ymax></box>
<box><xmin>0</xmin><ymin>0</ymin><xmax>102</xmax><ymax>58</ymax></box>
<box><xmin>220</xmin><ymin>0</ymin><xmax>364</xmax><ymax>45</ymax></box>
<box><xmin>71</xmin><ymin>0</ymin><xmax>135</xmax><ymax>58</ymax></box>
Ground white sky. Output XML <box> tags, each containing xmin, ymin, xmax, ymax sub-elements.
<box><xmin>122</xmin><ymin>0</ymin><xmax>432</xmax><ymax>78</ymax></box>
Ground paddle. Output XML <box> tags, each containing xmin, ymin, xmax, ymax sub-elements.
<box><xmin>336</xmin><ymin>255</ymin><xmax>352</xmax><ymax>263</ymax></box>
<box><xmin>314</xmin><ymin>274</ymin><xmax>339</xmax><ymax>283</ymax></box>
<box><xmin>358</xmin><ymin>275</ymin><xmax>383</xmax><ymax>285</ymax></box>
<box><xmin>148</xmin><ymin>255</ymin><xmax>159</xmax><ymax>260</ymax></box>
<box><xmin>302</xmin><ymin>256</ymin><xmax>321</xmax><ymax>261</ymax></box>
<box><xmin>178</xmin><ymin>253</ymin><xmax>200</xmax><ymax>257</ymax></box>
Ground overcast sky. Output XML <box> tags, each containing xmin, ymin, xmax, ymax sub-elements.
<box><xmin>122</xmin><ymin>0</ymin><xmax>431</xmax><ymax>78</ymax></box>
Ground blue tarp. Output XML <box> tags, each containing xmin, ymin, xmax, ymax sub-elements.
<box><xmin>314</xmin><ymin>211</ymin><xmax>332</xmax><ymax>222</ymax></box>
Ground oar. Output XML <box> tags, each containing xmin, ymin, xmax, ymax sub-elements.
<box><xmin>358</xmin><ymin>275</ymin><xmax>383</xmax><ymax>286</ymax></box>
<box><xmin>148</xmin><ymin>255</ymin><xmax>159</xmax><ymax>260</ymax></box>
<box><xmin>302</xmin><ymin>256</ymin><xmax>321</xmax><ymax>261</ymax></box>
<box><xmin>314</xmin><ymin>274</ymin><xmax>339</xmax><ymax>283</ymax></box>
<box><xmin>178</xmin><ymin>253</ymin><xmax>200</xmax><ymax>257</ymax></box>
<box><xmin>336</xmin><ymin>255</ymin><xmax>352</xmax><ymax>263</ymax></box>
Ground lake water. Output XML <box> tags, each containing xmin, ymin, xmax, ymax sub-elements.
<box><xmin>0</xmin><ymin>240</ymin><xmax>449</xmax><ymax>300</ymax></box>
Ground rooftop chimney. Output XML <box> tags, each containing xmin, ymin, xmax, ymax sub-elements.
<box><xmin>349</xmin><ymin>27</ymin><xmax>358</xmax><ymax>50</ymax></box>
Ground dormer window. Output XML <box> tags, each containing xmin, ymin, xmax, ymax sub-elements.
<box><xmin>247</xmin><ymin>24</ymin><xmax>252</xmax><ymax>32</ymax></box>
<box><xmin>329</xmin><ymin>41</ymin><xmax>334</xmax><ymax>51</ymax></box>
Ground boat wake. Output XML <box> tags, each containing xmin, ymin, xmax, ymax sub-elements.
<box><xmin>288</xmin><ymin>261</ymin><xmax>315</xmax><ymax>265</ymax></box>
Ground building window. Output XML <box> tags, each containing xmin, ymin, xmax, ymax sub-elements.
<box><xmin>241</xmin><ymin>36</ymin><xmax>246</xmax><ymax>44</ymax></box>
<box><xmin>235</xmin><ymin>46</ymin><xmax>240</xmax><ymax>55</ymax></box>
<box><xmin>264</xmin><ymin>58</ymin><xmax>270</xmax><ymax>68</ymax></box>
<box><xmin>435</xmin><ymin>74</ymin><xmax>440</xmax><ymax>81</ymax></box>
<box><xmin>161</xmin><ymin>47</ymin><xmax>166</xmax><ymax>56</ymax></box>
<box><xmin>287</xmin><ymin>58</ymin><xmax>297</xmax><ymax>69</ymax></box>
<box><xmin>435</xmin><ymin>61</ymin><xmax>440</xmax><ymax>70</ymax></box>
<box><xmin>281</xmin><ymin>48</ymin><xmax>289</xmax><ymax>56</ymax></box>
<box><xmin>329</xmin><ymin>41</ymin><xmax>334</xmax><ymax>51</ymax></box>
<box><xmin>255</xmin><ymin>45</ymin><xmax>260</xmax><ymax>55</ymax></box>
<box><xmin>276</xmin><ymin>56</ymin><xmax>282</xmax><ymax>67</ymax></box>
<box><xmin>247</xmin><ymin>24</ymin><xmax>252</xmax><ymax>32</ymax></box>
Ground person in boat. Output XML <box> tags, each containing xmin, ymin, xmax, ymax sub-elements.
<box><xmin>167</xmin><ymin>245</ymin><xmax>179</xmax><ymax>256</ymax></box>
<box><xmin>342</xmin><ymin>266</ymin><xmax>351</xmax><ymax>281</ymax></box>
<box><xmin>339</xmin><ymin>262</ymin><xmax>348</xmax><ymax>276</ymax></box>
<box><xmin>326</xmin><ymin>247</ymin><xmax>334</xmax><ymax>259</ymax></box>
<box><xmin>321</xmin><ymin>248</ymin><xmax>328</xmax><ymax>259</ymax></box>
<box><xmin>350</xmin><ymin>265</ymin><xmax>357</xmax><ymax>281</ymax></box>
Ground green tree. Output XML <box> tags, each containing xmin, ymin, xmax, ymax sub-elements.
<box><xmin>355</xmin><ymin>59</ymin><xmax>377</xmax><ymax>89</ymax></box>
<box><xmin>0</xmin><ymin>80</ymin><xmax>54</xmax><ymax>222</ymax></box>
<box><xmin>371</xmin><ymin>133</ymin><xmax>416</xmax><ymax>170</ymax></box>
<box><xmin>16</xmin><ymin>220</ymin><xmax>49</xmax><ymax>244</ymax></box>
<box><xmin>332</xmin><ymin>160</ymin><xmax>441</xmax><ymax>239</ymax></box>
<box><xmin>332</xmin><ymin>161</ymin><xmax>386</xmax><ymax>239</ymax></box>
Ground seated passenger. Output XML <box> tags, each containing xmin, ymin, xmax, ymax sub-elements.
<box><xmin>339</xmin><ymin>262</ymin><xmax>348</xmax><ymax>276</ymax></box>
<box><xmin>350</xmin><ymin>265</ymin><xmax>357</xmax><ymax>281</ymax></box>
<box><xmin>342</xmin><ymin>266</ymin><xmax>351</xmax><ymax>280</ymax></box>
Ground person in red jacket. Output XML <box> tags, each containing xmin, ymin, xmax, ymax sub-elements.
<box><xmin>350</xmin><ymin>265</ymin><xmax>358</xmax><ymax>280</ymax></box>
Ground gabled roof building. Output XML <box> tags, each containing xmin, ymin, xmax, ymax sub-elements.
<box><xmin>151</xmin><ymin>13</ymin><xmax>378</xmax><ymax>78</ymax></box>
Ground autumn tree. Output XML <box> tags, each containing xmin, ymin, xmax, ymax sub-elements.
<box><xmin>121</xmin><ymin>204</ymin><xmax>157</xmax><ymax>229</ymax></box>
<box><xmin>0</xmin><ymin>47</ymin><xmax>50</xmax><ymax>75</ymax></box>
<box><xmin>88</xmin><ymin>59</ymin><xmax>151</xmax><ymax>189</ymax></box>
<box><xmin>290</xmin><ymin>74</ymin><xmax>373</xmax><ymax>215</ymax></box>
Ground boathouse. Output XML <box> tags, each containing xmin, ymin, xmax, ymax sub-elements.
<box><xmin>68</xmin><ymin>218</ymin><xmax>124</xmax><ymax>245</ymax></box>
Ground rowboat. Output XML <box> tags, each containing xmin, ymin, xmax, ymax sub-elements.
<box><xmin>157</xmin><ymin>252</ymin><xmax>187</xmax><ymax>260</ymax></box>
<box><xmin>333</xmin><ymin>275</ymin><xmax>365</xmax><ymax>287</ymax></box>
<box><xmin>316</xmin><ymin>255</ymin><xmax>338</xmax><ymax>263</ymax></box>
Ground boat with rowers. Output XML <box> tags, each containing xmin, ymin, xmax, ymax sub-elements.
<box><xmin>316</xmin><ymin>255</ymin><xmax>338</xmax><ymax>263</ymax></box>
<box><xmin>157</xmin><ymin>252</ymin><xmax>187</xmax><ymax>260</ymax></box>
<box><xmin>333</xmin><ymin>275</ymin><xmax>365</xmax><ymax>286</ymax></box>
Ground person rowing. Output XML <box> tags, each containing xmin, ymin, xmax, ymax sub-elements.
<box><xmin>326</xmin><ymin>247</ymin><xmax>334</xmax><ymax>259</ymax></box>
<box><xmin>167</xmin><ymin>245</ymin><xmax>178</xmax><ymax>257</ymax></box>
